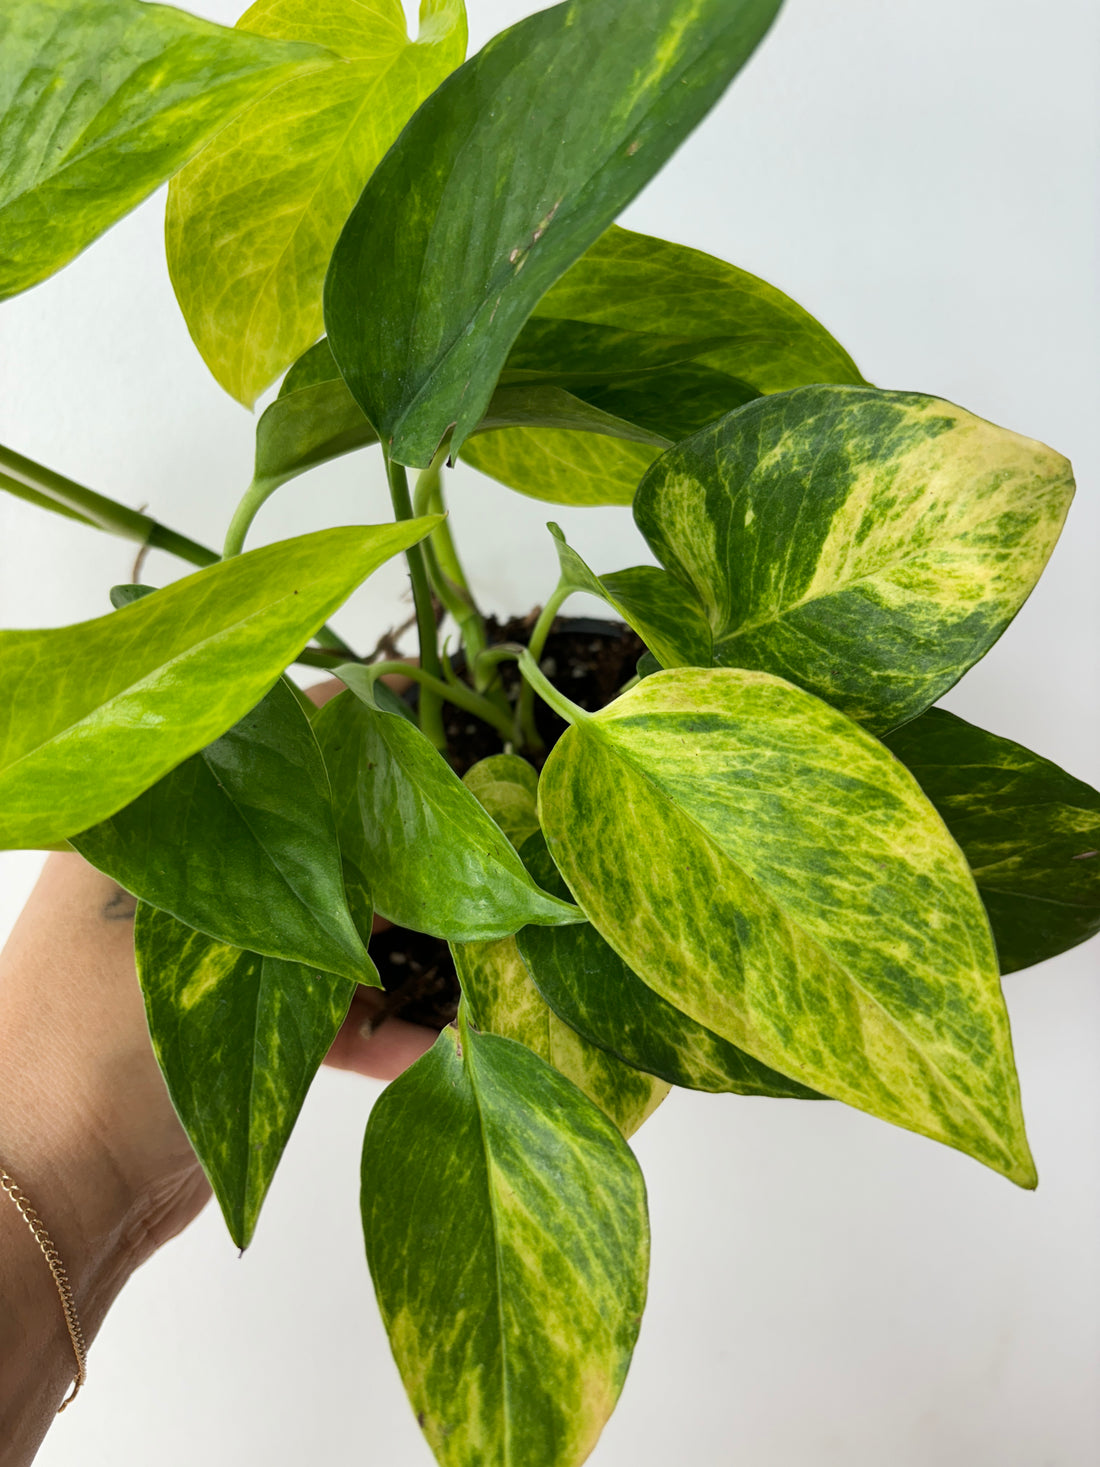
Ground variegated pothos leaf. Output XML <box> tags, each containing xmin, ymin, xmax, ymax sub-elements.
<box><xmin>886</xmin><ymin>707</ymin><xmax>1100</xmax><ymax>974</ymax></box>
<box><xmin>537</xmin><ymin>666</ymin><xmax>1036</xmax><ymax>1186</ymax></box>
<box><xmin>135</xmin><ymin>903</ymin><xmax>352</xmax><ymax>1249</ymax></box>
<box><xmin>634</xmin><ymin>386</ymin><xmax>1075</xmax><ymax>732</ymax></box>
<box><xmin>362</xmin><ymin>1020</ymin><xmax>649</xmax><ymax>1467</ymax></box>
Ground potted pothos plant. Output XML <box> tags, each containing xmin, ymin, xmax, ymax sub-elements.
<box><xmin>1</xmin><ymin>0</ymin><xmax>1097</xmax><ymax>1462</ymax></box>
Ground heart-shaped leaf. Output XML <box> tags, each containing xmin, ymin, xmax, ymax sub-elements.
<box><xmin>362</xmin><ymin>1020</ymin><xmax>649</xmax><ymax>1467</ymax></box>
<box><xmin>313</xmin><ymin>681</ymin><xmax>580</xmax><ymax>939</ymax></box>
<box><xmin>0</xmin><ymin>0</ymin><xmax>334</xmax><ymax>300</ymax></box>
<box><xmin>452</xmin><ymin>937</ymin><xmax>669</xmax><ymax>1138</ymax></box>
<box><xmin>462</xmin><ymin>222</ymin><xmax>865</xmax><ymax>504</ymax></box>
<box><xmin>325</xmin><ymin>0</ymin><xmax>783</xmax><ymax>467</ymax></box>
<box><xmin>885</xmin><ymin>707</ymin><xmax>1100</xmax><ymax>975</ymax></box>
<box><xmin>537</xmin><ymin>666</ymin><xmax>1036</xmax><ymax>1186</ymax></box>
<box><xmin>73</xmin><ymin>678</ymin><xmax>375</xmax><ymax>984</ymax></box>
<box><xmin>136</xmin><ymin>903</ymin><xmax>353</xmax><ymax>1249</ymax></box>
<box><xmin>635</xmin><ymin>386</ymin><xmax>1075</xmax><ymax>732</ymax></box>
<box><xmin>516</xmin><ymin>833</ymin><xmax>820</xmax><ymax>1098</ymax></box>
<box><xmin>0</xmin><ymin>519</ymin><xmax>438</xmax><ymax>850</ymax></box>
<box><xmin>167</xmin><ymin>0</ymin><xmax>466</xmax><ymax>405</ymax></box>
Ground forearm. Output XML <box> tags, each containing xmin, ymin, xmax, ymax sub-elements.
<box><xmin>0</xmin><ymin>857</ymin><xmax>209</xmax><ymax>1464</ymax></box>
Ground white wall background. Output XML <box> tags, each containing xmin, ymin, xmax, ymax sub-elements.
<box><xmin>2</xmin><ymin>1</ymin><xmax>1099</xmax><ymax>1463</ymax></box>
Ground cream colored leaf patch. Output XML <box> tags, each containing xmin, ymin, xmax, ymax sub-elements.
<box><xmin>167</xmin><ymin>0</ymin><xmax>467</xmax><ymax>405</ymax></box>
<box><xmin>537</xmin><ymin>666</ymin><xmax>1036</xmax><ymax>1187</ymax></box>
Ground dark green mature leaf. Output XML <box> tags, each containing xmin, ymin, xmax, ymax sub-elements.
<box><xmin>544</xmin><ymin>523</ymin><xmax>712</xmax><ymax>668</ymax></box>
<box><xmin>362</xmin><ymin>1020</ymin><xmax>649</xmax><ymax>1467</ymax></box>
<box><xmin>324</xmin><ymin>0</ymin><xmax>784</xmax><ymax>467</ymax></box>
<box><xmin>537</xmin><ymin>666</ymin><xmax>1035</xmax><ymax>1186</ymax></box>
<box><xmin>313</xmin><ymin>683</ymin><xmax>580</xmax><ymax>939</ymax></box>
<box><xmin>517</xmin><ymin>834</ymin><xmax>820</xmax><ymax>1098</ymax></box>
<box><xmin>0</xmin><ymin>0</ymin><xmax>334</xmax><ymax>300</ymax></box>
<box><xmin>0</xmin><ymin>520</ymin><xmax>437</xmax><ymax>850</ymax></box>
<box><xmin>462</xmin><ymin>222</ymin><xmax>865</xmax><ymax>504</ymax></box>
<box><xmin>636</xmin><ymin>386</ymin><xmax>1075</xmax><ymax>733</ymax></box>
<box><xmin>885</xmin><ymin>708</ymin><xmax>1100</xmax><ymax>974</ymax></box>
<box><xmin>167</xmin><ymin>0</ymin><xmax>466</xmax><ymax>405</ymax></box>
<box><xmin>136</xmin><ymin>903</ymin><xmax>352</xmax><ymax>1249</ymax></box>
<box><xmin>453</xmin><ymin>938</ymin><xmax>669</xmax><ymax>1137</ymax></box>
<box><xmin>73</xmin><ymin>679</ymin><xmax>375</xmax><ymax>984</ymax></box>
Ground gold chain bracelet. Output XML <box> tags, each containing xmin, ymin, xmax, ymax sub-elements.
<box><xmin>1</xmin><ymin>1164</ymin><xmax>87</xmax><ymax>1411</ymax></box>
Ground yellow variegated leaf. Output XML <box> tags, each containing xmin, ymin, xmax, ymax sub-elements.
<box><xmin>362</xmin><ymin>1021</ymin><xmax>649</xmax><ymax>1467</ymax></box>
<box><xmin>537</xmin><ymin>666</ymin><xmax>1036</xmax><ymax>1187</ymax></box>
<box><xmin>453</xmin><ymin>937</ymin><xmax>669</xmax><ymax>1138</ymax></box>
<box><xmin>167</xmin><ymin>0</ymin><xmax>467</xmax><ymax>405</ymax></box>
<box><xmin>635</xmin><ymin>385</ymin><xmax>1075</xmax><ymax>731</ymax></box>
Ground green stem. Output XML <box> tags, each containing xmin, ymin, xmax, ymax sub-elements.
<box><xmin>338</xmin><ymin>661</ymin><xmax>516</xmax><ymax>743</ymax></box>
<box><xmin>0</xmin><ymin>443</ymin><xmax>217</xmax><ymax>568</ymax></box>
<box><xmin>222</xmin><ymin>475</ymin><xmax>284</xmax><ymax>558</ymax></box>
<box><xmin>2</xmin><ymin>442</ymin><xmax>353</xmax><ymax>656</ymax></box>
<box><xmin>516</xmin><ymin>583</ymin><xmax>572</xmax><ymax>750</ymax></box>
<box><xmin>517</xmin><ymin>648</ymin><xmax>590</xmax><ymax>727</ymax></box>
<box><xmin>413</xmin><ymin>453</ymin><xmax>494</xmax><ymax>688</ymax></box>
<box><xmin>384</xmin><ymin>451</ymin><xmax>446</xmax><ymax>749</ymax></box>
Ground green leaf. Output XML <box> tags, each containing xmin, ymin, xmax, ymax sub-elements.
<box><xmin>533</xmin><ymin>224</ymin><xmax>865</xmax><ymax>391</ymax></box>
<box><xmin>463</xmin><ymin>424</ymin><xmax>658</xmax><ymax>507</ymax></box>
<box><xmin>73</xmin><ymin>678</ymin><xmax>375</xmax><ymax>984</ymax></box>
<box><xmin>453</xmin><ymin>937</ymin><xmax>669</xmax><ymax>1138</ymax></box>
<box><xmin>635</xmin><ymin>386</ymin><xmax>1075</xmax><ymax>733</ymax></box>
<box><xmin>325</xmin><ymin>0</ymin><xmax>783</xmax><ymax>468</ymax></box>
<box><xmin>136</xmin><ymin>903</ymin><xmax>352</xmax><ymax>1249</ymax></box>
<box><xmin>537</xmin><ymin>666</ymin><xmax>1036</xmax><ymax>1187</ymax></box>
<box><xmin>546</xmin><ymin>523</ymin><xmax>712</xmax><ymax>668</ymax></box>
<box><xmin>313</xmin><ymin>683</ymin><xmax>581</xmax><ymax>940</ymax></box>
<box><xmin>166</xmin><ymin>0</ymin><xmax>466</xmax><ymax>406</ymax></box>
<box><xmin>0</xmin><ymin>519</ymin><xmax>438</xmax><ymax>850</ymax></box>
<box><xmin>516</xmin><ymin>833</ymin><xmax>820</xmax><ymax>1098</ymax></box>
<box><xmin>461</xmin><ymin>754</ymin><xmax>540</xmax><ymax>849</ymax></box>
<box><xmin>461</xmin><ymin>221</ymin><xmax>865</xmax><ymax>504</ymax></box>
<box><xmin>0</xmin><ymin>0</ymin><xmax>334</xmax><ymax>301</ymax></box>
<box><xmin>885</xmin><ymin>707</ymin><xmax>1100</xmax><ymax>975</ymax></box>
<box><xmin>362</xmin><ymin>1020</ymin><xmax>649</xmax><ymax>1467</ymax></box>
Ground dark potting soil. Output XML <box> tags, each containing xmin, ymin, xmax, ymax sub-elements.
<box><xmin>367</xmin><ymin>616</ymin><xmax>644</xmax><ymax>1031</ymax></box>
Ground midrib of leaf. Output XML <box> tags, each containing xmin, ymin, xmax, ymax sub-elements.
<box><xmin>467</xmin><ymin>1049</ymin><xmax>514</xmax><ymax>1467</ymax></box>
<box><xmin>198</xmin><ymin>743</ymin><xmax>355</xmax><ymax>966</ymax></box>
<box><xmin>6</xmin><ymin>35</ymin><xmax>328</xmax><ymax>213</ymax></box>
<box><xmin>583</xmin><ymin>720</ymin><xmax>1014</xmax><ymax>1157</ymax></box>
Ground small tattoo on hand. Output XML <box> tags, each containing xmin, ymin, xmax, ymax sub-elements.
<box><xmin>102</xmin><ymin>887</ymin><xmax>137</xmax><ymax>922</ymax></box>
